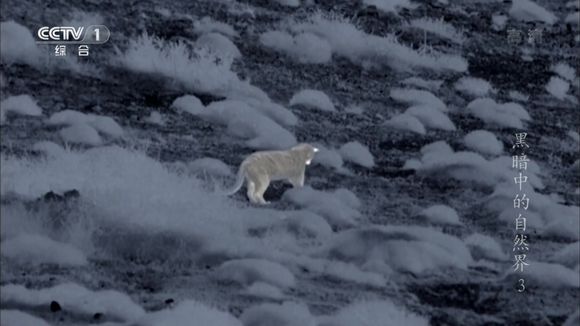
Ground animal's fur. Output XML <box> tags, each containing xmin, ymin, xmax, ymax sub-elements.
<box><xmin>226</xmin><ymin>143</ymin><xmax>319</xmax><ymax>204</ymax></box>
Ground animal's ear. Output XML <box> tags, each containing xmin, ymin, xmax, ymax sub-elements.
<box><xmin>313</xmin><ymin>147</ymin><xmax>319</xmax><ymax>152</ymax></box>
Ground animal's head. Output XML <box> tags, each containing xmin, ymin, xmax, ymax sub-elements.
<box><xmin>291</xmin><ymin>143</ymin><xmax>319</xmax><ymax>165</ymax></box>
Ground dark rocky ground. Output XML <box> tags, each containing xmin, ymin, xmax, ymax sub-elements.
<box><xmin>0</xmin><ymin>0</ymin><xmax>578</xmax><ymax>325</ymax></box>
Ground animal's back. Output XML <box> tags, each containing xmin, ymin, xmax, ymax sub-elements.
<box><xmin>244</xmin><ymin>149</ymin><xmax>302</xmax><ymax>180</ymax></box>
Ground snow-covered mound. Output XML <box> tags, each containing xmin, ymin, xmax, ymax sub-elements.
<box><xmin>491</xmin><ymin>14</ymin><xmax>508</xmax><ymax>31</ymax></box>
<box><xmin>464</xmin><ymin>233</ymin><xmax>507</xmax><ymax>262</ymax></box>
<box><xmin>454</xmin><ymin>77</ymin><xmax>494</xmax><ymax>97</ymax></box>
<box><xmin>338</xmin><ymin>141</ymin><xmax>375</xmax><ymax>168</ymax></box>
<box><xmin>0</xmin><ymin>21</ymin><xmax>41</xmax><ymax>67</ymax></box>
<box><xmin>549</xmin><ymin>242</ymin><xmax>579</xmax><ymax>269</ymax></box>
<box><xmin>466</xmin><ymin>98</ymin><xmax>531</xmax><ymax>129</ymax></box>
<box><xmin>405</xmin><ymin>105</ymin><xmax>456</xmax><ymax>131</ymax></box>
<box><xmin>400</xmin><ymin>77</ymin><xmax>443</xmax><ymax>91</ymax></box>
<box><xmin>283</xmin><ymin>186</ymin><xmax>361</xmax><ymax>227</ymax></box>
<box><xmin>195</xmin><ymin>32</ymin><xmax>241</xmax><ymax>59</ymax></box>
<box><xmin>275</xmin><ymin>210</ymin><xmax>333</xmax><ymax>240</ymax></box>
<box><xmin>59</xmin><ymin>124</ymin><xmax>103</xmax><ymax>146</ymax></box>
<box><xmin>137</xmin><ymin>300</ymin><xmax>241</xmax><ymax>326</ymax></box>
<box><xmin>274</xmin><ymin>0</ymin><xmax>300</xmax><ymax>7</ymax></box>
<box><xmin>503</xmin><ymin>261</ymin><xmax>579</xmax><ymax>289</ymax></box>
<box><xmin>244</xmin><ymin>282</ymin><xmax>284</xmax><ymax>300</ymax></box>
<box><xmin>260</xmin><ymin>31</ymin><xmax>333</xmax><ymax>64</ymax></box>
<box><xmin>319</xmin><ymin>300</ymin><xmax>429</xmax><ymax>326</ymax></box>
<box><xmin>194</xmin><ymin>16</ymin><xmax>239</xmax><ymax>39</ymax></box>
<box><xmin>1</xmin><ymin>234</ymin><xmax>87</xmax><ymax>266</ymax></box>
<box><xmin>290</xmin><ymin>12</ymin><xmax>467</xmax><ymax>72</ymax></box>
<box><xmin>487</xmin><ymin>185</ymin><xmax>579</xmax><ymax>240</ymax></box>
<box><xmin>215</xmin><ymin>258</ymin><xmax>296</xmax><ymax>289</ymax></box>
<box><xmin>184</xmin><ymin>99</ymin><xmax>296</xmax><ymax>150</ymax></box>
<box><xmin>509</xmin><ymin>0</ymin><xmax>557</xmax><ymax>25</ymax></box>
<box><xmin>289</xmin><ymin>89</ymin><xmax>336</xmax><ymax>112</ymax></box>
<box><xmin>362</xmin><ymin>0</ymin><xmax>415</xmax><ymax>13</ymax></box>
<box><xmin>419</xmin><ymin>204</ymin><xmax>462</xmax><ymax>226</ymax></box>
<box><xmin>188</xmin><ymin>157</ymin><xmax>233</xmax><ymax>177</ymax></box>
<box><xmin>144</xmin><ymin>111</ymin><xmax>165</xmax><ymax>126</ymax></box>
<box><xmin>384</xmin><ymin>114</ymin><xmax>426</xmax><ymax>135</ymax></box>
<box><xmin>0</xmin><ymin>283</ymin><xmax>145</xmax><ymax>322</ymax></box>
<box><xmin>0</xmin><ymin>95</ymin><xmax>43</xmax><ymax>124</ymax></box>
<box><xmin>115</xmin><ymin>33</ymin><xmax>242</xmax><ymax>96</ymax></box>
<box><xmin>325</xmin><ymin>225</ymin><xmax>473</xmax><ymax>275</ymax></box>
<box><xmin>241</xmin><ymin>301</ymin><xmax>316</xmax><ymax>326</ymax></box>
<box><xmin>407</xmin><ymin>17</ymin><xmax>465</xmax><ymax>44</ymax></box>
<box><xmin>171</xmin><ymin>95</ymin><xmax>204</xmax><ymax>115</ymax></box>
<box><xmin>551</xmin><ymin>62</ymin><xmax>576</xmax><ymax>82</ymax></box>
<box><xmin>508</xmin><ymin>90</ymin><xmax>529</xmax><ymax>102</ymax></box>
<box><xmin>390</xmin><ymin>88</ymin><xmax>447</xmax><ymax>111</ymax></box>
<box><xmin>406</xmin><ymin>141</ymin><xmax>543</xmax><ymax>189</ymax></box>
<box><xmin>312</xmin><ymin>144</ymin><xmax>345</xmax><ymax>171</ymax></box>
<box><xmin>32</xmin><ymin>141</ymin><xmax>66</xmax><ymax>158</ymax></box>
<box><xmin>0</xmin><ymin>310</ymin><xmax>51</xmax><ymax>326</ymax></box>
<box><xmin>48</xmin><ymin>110</ymin><xmax>124</xmax><ymax>138</ymax></box>
<box><xmin>545</xmin><ymin>76</ymin><xmax>570</xmax><ymax>100</ymax></box>
<box><xmin>230</xmin><ymin>96</ymin><xmax>298</xmax><ymax>127</ymax></box>
<box><xmin>463</xmin><ymin>130</ymin><xmax>504</xmax><ymax>156</ymax></box>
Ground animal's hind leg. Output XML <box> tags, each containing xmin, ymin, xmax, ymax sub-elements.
<box><xmin>254</xmin><ymin>179</ymin><xmax>270</xmax><ymax>205</ymax></box>
<box><xmin>246</xmin><ymin>181</ymin><xmax>258</xmax><ymax>204</ymax></box>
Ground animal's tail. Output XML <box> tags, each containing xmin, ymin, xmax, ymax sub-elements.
<box><xmin>223</xmin><ymin>162</ymin><xmax>246</xmax><ymax>196</ymax></box>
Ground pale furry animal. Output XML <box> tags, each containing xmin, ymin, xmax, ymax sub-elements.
<box><xmin>226</xmin><ymin>143</ymin><xmax>319</xmax><ymax>204</ymax></box>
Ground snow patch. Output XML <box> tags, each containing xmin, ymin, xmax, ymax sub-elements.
<box><xmin>144</xmin><ymin>111</ymin><xmax>165</xmax><ymax>126</ymax></box>
<box><xmin>194</xmin><ymin>16</ymin><xmax>239</xmax><ymax>39</ymax></box>
<box><xmin>216</xmin><ymin>258</ymin><xmax>296</xmax><ymax>289</ymax></box>
<box><xmin>550</xmin><ymin>242</ymin><xmax>579</xmax><ymax>269</ymax></box>
<box><xmin>195</xmin><ymin>32</ymin><xmax>241</xmax><ymax>59</ymax></box>
<box><xmin>260</xmin><ymin>31</ymin><xmax>332</xmax><ymax>64</ymax></box>
<box><xmin>390</xmin><ymin>88</ymin><xmax>447</xmax><ymax>112</ymax></box>
<box><xmin>188</xmin><ymin>157</ymin><xmax>233</xmax><ymax>177</ymax></box>
<box><xmin>545</xmin><ymin>76</ymin><xmax>570</xmax><ymax>100</ymax></box>
<box><xmin>503</xmin><ymin>261</ymin><xmax>579</xmax><ymax>288</ymax></box>
<box><xmin>319</xmin><ymin>300</ymin><xmax>429</xmax><ymax>326</ymax></box>
<box><xmin>326</xmin><ymin>225</ymin><xmax>472</xmax><ymax>275</ymax></box>
<box><xmin>0</xmin><ymin>283</ymin><xmax>145</xmax><ymax>322</ymax></box>
<box><xmin>405</xmin><ymin>105</ymin><xmax>456</xmax><ymax>131</ymax></box>
<box><xmin>509</xmin><ymin>0</ymin><xmax>557</xmax><ymax>25</ymax></box>
<box><xmin>32</xmin><ymin>141</ymin><xmax>66</xmax><ymax>158</ymax></box>
<box><xmin>0</xmin><ymin>95</ymin><xmax>43</xmax><ymax>125</ymax></box>
<box><xmin>454</xmin><ymin>77</ymin><xmax>494</xmax><ymax>97</ymax></box>
<box><xmin>244</xmin><ymin>282</ymin><xmax>284</xmax><ymax>300</ymax></box>
<box><xmin>1</xmin><ymin>233</ymin><xmax>87</xmax><ymax>266</ymax></box>
<box><xmin>241</xmin><ymin>302</ymin><xmax>316</xmax><ymax>326</ymax></box>
<box><xmin>0</xmin><ymin>21</ymin><xmax>41</xmax><ymax>67</ymax></box>
<box><xmin>290</xmin><ymin>13</ymin><xmax>467</xmax><ymax>73</ymax></box>
<box><xmin>312</xmin><ymin>144</ymin><xmax>344</xmax><ymax>170</ymax></box>
<box><xmin>362</xmin><ymin>0</ymin><xmax>416</xmax><ymax>13</ymax></box>
<box><xmin>400</xmin><ymin>77</ymin><xmax>443</xmax><ymax>92</ymax></box>
<box><xmin>551</xmin><ymin>62</ymin><xmax>576</xmax><ymax>82</ymax></box>
<box><xmin>408</xmin><ymin>17</ymin><xmax>465</xmax><ymax>44</ymax></box>
<box><xmin>463</xmin><ymin>130</ymin><xmax>504</xmax><ymax>156</ymax></box>
<box><xmin>0</xmin><ymin>310</ymin><xmax>51</xmax><ymax>326</ymax></box>
<box><xmin>419</xmin><ymin>204</ymin><xmax>462</xmax><ymax>226</ymax></box>
<box><xmin>171</xmin><ymin>94</ymin><xmax>205</xmax><ymax>115</ymax></box>
<box><xmin>115</xmin><ymin>33</ymin><xmax>241</xmax><ymax>96</ymax></box>
<box><xmin>283</xmin><ymin>186</ymin><xmax>360</xmax><ymax>227</ymax></box>
<box><xmin>464</xmin><ymin>233</ymin><xmax>507</xmax><ymax>262</ymax></box>
<box><xmin>289</xmin><ymin>89</ymin><xmax>336</xmax><ymax>112</ymax></box>
<box><xmin>137</xmin><ymin>300</ymin><xmax>241</xmax><ymax>326</ymax></box>
<box><xmin>384</xmin><ymin>114</ymin><xmax>426</xmax><ymax>135</ymax></box>
<box><xmin>466</xmin><ymin>98</ymin><xmax>531</xmax><ymax>129</ymax></box>
<box><xmin>338</xmin><ymin>141</ymin><xmax>375</xmax><ymax>168</ymax></box>
<box><xmin>59</xmin><ymin>124</ymin><xmax>102</xmax><ymax>146</ymax></box>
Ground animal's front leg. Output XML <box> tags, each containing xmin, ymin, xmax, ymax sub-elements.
<box><xmin>290</xmin><ymin>171</ymin><xmax>305</xmax><ymax>188</ymax></box>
